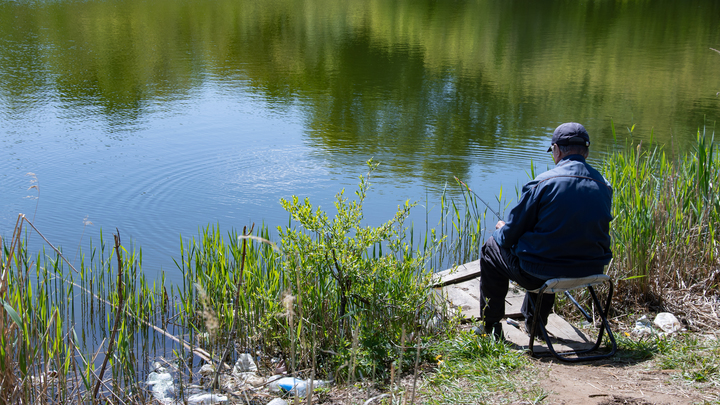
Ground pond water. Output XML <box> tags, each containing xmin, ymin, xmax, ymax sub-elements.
<box><xmin>1</xmin><ymin>0</ymin><xmax>719</xmax><ymax>280</ymax></box>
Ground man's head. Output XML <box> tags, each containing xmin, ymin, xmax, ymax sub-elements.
<box><xmin>548</xmin><ymin>122</ymin><xmax>590</xmax><ymax>163</ymax></box>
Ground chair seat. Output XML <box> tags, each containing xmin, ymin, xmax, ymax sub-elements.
<box><xmin>528</xmin><ymin>274</ymin><xmax>610</xmax><ymax>294</ymax></box>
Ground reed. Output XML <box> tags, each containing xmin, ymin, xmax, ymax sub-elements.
<box><xmin>603</xmin><ymin>128</ymin><xmax>720</xmax><ymax>307</ymax></box>
<box><xmin>0</xmin><ymin>215</ymin><xmax>179</xmax><ymax>403</ymax></box>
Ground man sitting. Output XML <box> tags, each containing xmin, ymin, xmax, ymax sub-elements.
<box><xmin>479</xmin><ymin>122</ymin><xmax>613</xmax><ymax>339</ymax></box>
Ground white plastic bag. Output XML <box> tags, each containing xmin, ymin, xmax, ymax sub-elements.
<box><xmin>654</xmin><ymin>312</ymin><xmax>682</xmax><ymax>334</ymax></box>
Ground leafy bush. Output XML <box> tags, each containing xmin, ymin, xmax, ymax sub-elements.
<box><xmin>279</xmin><ymin>160</ymin><xmax>441</xmax><ymax>379</ymax></box>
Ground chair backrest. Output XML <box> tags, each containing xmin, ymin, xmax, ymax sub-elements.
<box><xmin>529</xmin><ymin>274</ymin><xmax>610</xmax><ymax>294</ymax></box>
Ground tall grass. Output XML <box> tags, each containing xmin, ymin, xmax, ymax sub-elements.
<box><xmin>604</xmin><ymin>129</ymin><xmax>720</xmax><ymax>302</ymax></box>
<box><xmin>425</xmin><ymin>180</ymin><xmax>490</xmax><ymax>271</ymax></box>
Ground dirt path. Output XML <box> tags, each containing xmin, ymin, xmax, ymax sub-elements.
<box><xmin>535</xmin><ymin>359</ymin><xmax>712</xmax><ymax>404</ymax></box>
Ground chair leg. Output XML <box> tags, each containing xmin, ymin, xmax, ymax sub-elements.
<box><xmin>528</xmin><ymin>286</ymin><xmax>550</xmax><ymax>356</ymax></box>
<box><xmin>588</xmin><ymin>285</ymin><xmax>617</xmax><ymax>357</ymax></box>
<box><xmin>529</xmin><ymin>281</ymin><xmax>616</xmax><ymax>362</ymax></box>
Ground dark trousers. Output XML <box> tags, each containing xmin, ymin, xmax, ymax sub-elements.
<box><xmin>479</xmin><ymin>236</ymin><xmax>555</xmax><ymax>325</ymax></box>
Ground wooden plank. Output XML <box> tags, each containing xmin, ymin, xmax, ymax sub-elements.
<box><xmin>436</xmin><ymin>279</ymin><xmax>525</xmax><ymax>320</ymax></box>
<box><xmin>436</xmin><ymin>279</ymin><xmax>481</xmax><ymax>319</ymax></box>
<box><xmin>432</xmin><ymin>260</ymin><xmax>482</xmax><ymax>287</ymax></box>
<box><xmin>435</xmin><ymin>261</ymin><xmax>599</xmax><ymax>354</ymax></box>
<box><xmin>502</xmin><ymin>314</ymin><xmax>595</xmax><ymax>353</ymax></box>
<box><xmin>504</xmin><ymin>290</ymin><xmax>525</xmax><ymax>318</ymax></box>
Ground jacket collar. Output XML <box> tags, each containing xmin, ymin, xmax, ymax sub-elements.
<box><xmin>556</xmin><ymin>154</ymin><xmax>586</xmax><ymax>167</ymax></box>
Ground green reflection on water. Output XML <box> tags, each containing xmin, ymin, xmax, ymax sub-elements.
<box><xmin>1</xmin><ymin>0</ymin><xmax>719</xmax><ymax>167</ymax></box>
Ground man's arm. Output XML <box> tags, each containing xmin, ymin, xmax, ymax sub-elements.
<box><xmin>492</xmin><ymin>182</ymin><xmax>541</xmax><ymax>249</ymax></box>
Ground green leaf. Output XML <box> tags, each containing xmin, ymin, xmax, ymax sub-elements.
<box><xmin>2</xmin><ymin>301</ymin><xmax>23</xmax><ymax>332</ymax></box>
<box><xmin>621</xmin><ymin>275</ymin><xmax>648</xmax><ymax>281</ymax></box>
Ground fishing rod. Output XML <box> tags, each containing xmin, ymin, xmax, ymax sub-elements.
<box><xmin>453</xmin><ymin>176</ymin><xmax>504</xmax><ymax>221</ymax></box>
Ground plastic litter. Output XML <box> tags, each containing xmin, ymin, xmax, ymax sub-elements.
<box><xmin>267</xmin><ymin>399</ymin><xmax>289</xmax><ymax>405</ymax></box>
<box><xmin>633</xmin><ymin>315</ymin><xmax>654</xmax><ymax>335</ymax></box>
<box><xmin>270</xmin><ymin>377</ymin><xmax>331</xmax><ymax>397</ymax></box>
<box><xmin>654</xmin><ymin>312</ymin><xmax>682</xmax><ymax>334</ymax></box>
<box><xmin>198</xmin><ymin>364</ymin><xmax>215</xmax><ymax>377</ymax></box>
<box><xmin>187</xmin><ymin>393</ymin><xmax>228</xmax><ymax>404</ymax></box>
<box><xmin>147</xmin><ymin>370</ymin><xmax>175</xmax><ymax>404</ymax></box>
<box><xmin>233</xmin><ymin>353</ymin><xmax>258</xmax><ymax>374</ymax></box>
<box><xmin>267</xmin><ymin>375</ymin><xmax>284</xmax><ymax>394</ymax></box>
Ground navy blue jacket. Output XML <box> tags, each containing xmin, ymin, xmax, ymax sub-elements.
<box><xmin>492</xmin><ymin>154</ymin><xmax>613</xmax><ymax>278</ymax></box>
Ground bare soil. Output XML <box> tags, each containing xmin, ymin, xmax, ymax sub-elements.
<box><xmin>312</xmin><ymin>355</ymin><xmax>717</xmax><ymax>405</ymax></box>
<box><xmin>534</xmin><ymin>359</ymin><xmax>711</xmax><ymax>405</ymax></box>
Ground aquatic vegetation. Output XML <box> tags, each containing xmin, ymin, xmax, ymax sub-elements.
<box><xmin>0</xmin><ymin>160</ymin><xmax>474</xmax><ymax>403</ymax></box>
<box><xmin>0</xmin><ymin>217</ymin><xmax>157</xmax><ymax>403</ymax></box>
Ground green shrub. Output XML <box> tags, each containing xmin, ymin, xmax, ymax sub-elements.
<box><xmin>279</xmin><ymin>160</ymin><xmax>441</xmax><ymax>379</ymax></box>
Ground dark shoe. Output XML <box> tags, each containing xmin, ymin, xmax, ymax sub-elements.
<box><xmin>484</xmin><ymin>321</ymin><xmax>504</xmax><ymax>341</ymax></box>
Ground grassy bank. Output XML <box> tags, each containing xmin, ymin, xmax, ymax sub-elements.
<box><xmin>1</xmin><ymin>135</ymin><xmax>719</xmax><ymax>403</ymax></box>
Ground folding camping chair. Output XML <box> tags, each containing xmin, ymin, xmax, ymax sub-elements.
<box><xmin>526</xmin><ymin>274</ymin><xmax>617</xmax><ymax>362</ymax></box>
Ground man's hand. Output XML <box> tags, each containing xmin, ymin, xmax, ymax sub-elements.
<box><xmin>495</xmin><ymin>220</ymin><xmax>505</xmax><ymax>229</ymax></box>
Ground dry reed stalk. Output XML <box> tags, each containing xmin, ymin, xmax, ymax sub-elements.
<box><xmin>281</xmin><ymin>292</ymin><xmax>298</xmax><ymax>403</ymax></box>
<box><xmin>93</xmin><ymin>232</ymin><xmax>125</xmax><ymax>400</ymax></box>
<box><xmin>661</xmin><ymin>283</ymin><xmax>720</xmax><ymax>330</ymax></box>
<box><xmin>69</xmin><ymin>274</ymin><xmax>213</xmax><ymax>362</ymax></box>
<box><xmin>17</xmin><ymin>215</ymin><xmax>78</xmax><ymax>273</ymax></box>
<box><xmin>398</xmin><ymin>325</ymin><xmax>406</xmax><ymax>400</ymax></box>
<box><xmin>307</xmin><ymin>327</ymin><xmax>316</xmax><ymax>405</ymax></box>
<box><xmin>350</xmin><ymin>323</ymin><xmax>359</xmax><ymax>384</ymax></box>
<box><xmin>390</xmin><ymin>363</ymin><xmax>394</xmax><ymax>399</ymax></box>
<box><xmin>214</xmin><ymin>224</ymin><xmax>254</xmax><ymax>389</ymax></box>
<box><xmin>295</xmin><ymin>261</ymin><xmax>305</xmax><ymax>369</ymax></box>
<box><xmin>410</xmin><ymin>331</ymin><xmax>421</xmax><ymax>405</ymax></box>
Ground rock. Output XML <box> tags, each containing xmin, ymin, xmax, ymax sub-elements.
<box><xmin>267</xmin><ymin>399</ymin><xmax>289</xmax><ymax>405</ymax></box>
<box><xmin>654</xmin><ymin>312</ymin><xmax>682</xmax><ymax>334</ymax></box>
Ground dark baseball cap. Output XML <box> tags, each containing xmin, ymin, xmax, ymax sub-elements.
<box><xmin>547</xmin><ymin>122</ymin><xmax>590</xmax><ymax>152</ymax></box>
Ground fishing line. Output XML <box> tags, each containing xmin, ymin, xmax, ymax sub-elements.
<box><xmin>453</xmin><ymin>176</ymin><xmax>504</xmax><ymax>221</ymax></box>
